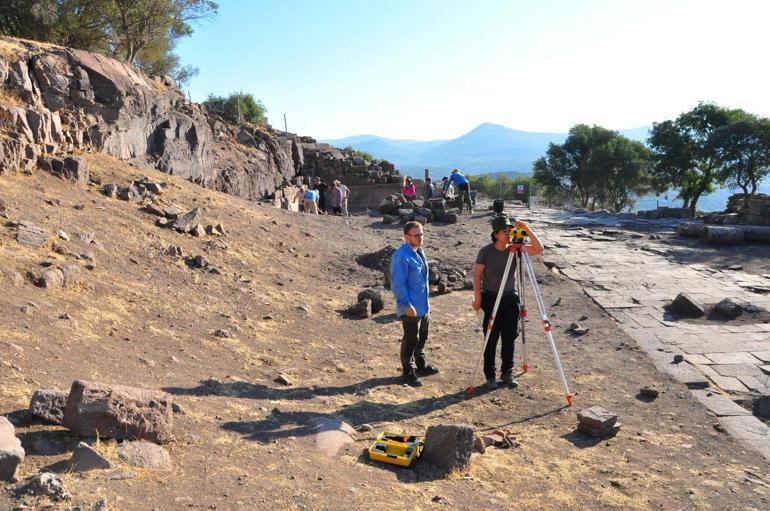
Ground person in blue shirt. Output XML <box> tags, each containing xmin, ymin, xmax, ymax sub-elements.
<box><xmin>390</xmin><ymin>221</ymin><xmax>438</xmax><ymax>386</ymax></box>
<box><xmin>448</xmin><ymin>168</ymin><xmax>473</xmax><ymax>214</ymax></box>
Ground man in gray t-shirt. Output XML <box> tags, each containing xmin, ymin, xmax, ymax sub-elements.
<box><xmin>471</xmin><ymin>214</ymin><xmax>543</xmax><ymax>389</ymax></box>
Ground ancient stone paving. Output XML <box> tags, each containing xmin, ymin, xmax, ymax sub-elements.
<box><xmin>524</xmin><ymin>207</ymin><xmax>770</xmax><ymax>460</ymax></box>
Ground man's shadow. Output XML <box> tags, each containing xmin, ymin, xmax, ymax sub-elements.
<box><xmin>164</xmin><ymin>375</ymin><xmax>403</xmax><ymax>402</ymax></box>
<box><xmin>220</xmin><ymin>387</ymin><xmax>491</xmax><ymax>443</ymax></box>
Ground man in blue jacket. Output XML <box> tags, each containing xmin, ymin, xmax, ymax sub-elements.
<box><xmin>390</xmin><ymin>221</ymin><xmax>438</xmax><ymax>386</ymax></box>
<box><xmin>448</xmin><ymin>168</ymin><xmax>473</xmax><ymax>214</ymax></box>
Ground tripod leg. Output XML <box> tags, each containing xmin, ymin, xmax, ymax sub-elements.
<box><xmin>518</xmin><ymin>249</ymin><xmax>528</xmax><ymax>373</ymax></box>
<box><xmin>521</xmin><ymin>250</ymin><xmax>573</xmax><ymax>406</ymax></box>
<box><xmin>466</xmin><ymin>249</ymin><xmax>516</xmax><ymax>396</ymax></box>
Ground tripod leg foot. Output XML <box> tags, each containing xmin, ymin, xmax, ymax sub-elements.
<box><xmin>566</xmin><ymin>394</ymin><xmax>574</xmax><ymax>407</ymax></box>
<box><xmin>465</xmin><ymin>386</ymin><xmax>474</xmax><ymax>396</ymax></box>
<box><xmin>522</xmin><ymin>363</ymin><xmax>529</xmax><ymax>373</ymax></box>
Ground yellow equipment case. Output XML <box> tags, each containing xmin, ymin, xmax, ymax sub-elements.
<box><xmin>368</xmin><ymin>432</ymin><xmax>424</xmax><ymax>467</ymax></box>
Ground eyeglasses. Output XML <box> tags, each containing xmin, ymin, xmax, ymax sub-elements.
<box><xmin>406</xmin><ymin>233</ymin><xmax>424</xmax><ymax>238</ymax></box>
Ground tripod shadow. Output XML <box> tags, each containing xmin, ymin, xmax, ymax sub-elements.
<box><xmin>478</xmin><ymin>404</ymin><xmax>569</xmax><ymax>432</ymax></box>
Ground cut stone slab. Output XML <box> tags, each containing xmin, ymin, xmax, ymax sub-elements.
<box><xmin>16</xmin><ymin>220</ymin><xmax>49</xmax><ymax>247</ymax></box>
<box><xmin>117</xmin><ymin>441</ymin><xmax>171</xmax><ymax>468</ymax></box>
<box><xmin>70</xmin><ymin>442</ymin><xmax>115</xmax><ymax>471</ymax></box>
<box><xmin>717</xmin><ymin>416</ymin><xmax>770</xmax><ymax>460</ymax></box>
<box><xmin>29</xmin><ymin>389</ymin><xmax>68</xmax><ymax>424</ymax></box>
<box><xmin>422</xmin><ymin>424</ymin><xmax>474</xmax><ymax>474</ymax></box>
<box><xmin>751</xmin><ymin>351</ymin><xmax>770</xmax><ymax>363</ymax></box>
<box><xmin>663</xmin><ymin>293</ymin><xmax>705</xmax><ymax>317</ymax></box>
<box><xmin>708</xmin><ymin>375</ymin><xmax>750</xmax><ymax>393</ymax></box>
<box><xmin>0</xmin><ymin>416</ymin><xmax>24</xmax><ymax>482</ymax></box>
<box><xmin>63</xmin><ymin>380</ymin><xmax>174</xmax><ymax>443</ymax></box>
<box><xmin>577</xmin><ymin>406</ymin><xmax>618</xmax><ymax>429</ymax></box>
<box><xmin>690</xmin><ymin>390</ymin><xmax>751</xmax><ymax>417</ymax></box>
<box><xmin>705</xmin><ymin>352</ymin><xmax>762</xmax><ymax>365</ymax></box>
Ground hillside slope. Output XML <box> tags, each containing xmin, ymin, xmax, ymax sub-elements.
<box><xmin>1</xmin><ymin>154</ymin><xmax>767</xmax><ymax>510</ymax></box>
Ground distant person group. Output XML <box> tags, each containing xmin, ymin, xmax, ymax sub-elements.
<box><xmin>296</xmin><ymin>176</ymin><xmax>350</xmax><ymax>215</ymax></box>
<box><xmin>403</xmin><ymin>168</ymin><xmax>474</xmax><ymax>214</ymax></box>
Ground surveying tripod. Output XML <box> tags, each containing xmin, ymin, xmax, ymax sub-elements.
<box><xmin>467</xmin><ymin>226</ymin><xmax>574</xmax><ymax>407</ymax></box>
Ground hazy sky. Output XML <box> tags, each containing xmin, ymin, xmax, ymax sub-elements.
<box><xmin>176</xmin><ymin>0</ymin><xmax>770</xmax><ymax>140</ymax></box>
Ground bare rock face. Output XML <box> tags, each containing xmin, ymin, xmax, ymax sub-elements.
<box><xmin>63</xmin><ymin>380</ymin><xmax>175</xmax><ymax>444</ymax></box>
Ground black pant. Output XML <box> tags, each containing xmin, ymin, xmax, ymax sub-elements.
<box><xmin>481</xmin><ymin>291</ymin><xmax>519</xmax><ymax>379</ymax></box>
<box><xmin>458</xmin><ymin>182</ymin><xmax>472</xmax><ymax>212</ymax></box>
<box><xmin>400</xmin><ymin>314</ymin><xmax>430</xmax><ymax>371</ymax></box>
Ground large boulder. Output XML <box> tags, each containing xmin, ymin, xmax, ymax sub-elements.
<box><xmin>357</xmin><ymin>287</ymin><xmax>385</xmax><ymax>314</ymax></box>
<box><xmin>63</xmin><ymin>380</ymin><xmax>175</xmax><ymax>443</ymax></box>
<box><xmin>422</xmin><ymin>424</ymin><xmax>474</xmax><ymax>474</ymax></box>
<box><xmin>172</xmin><ymin>207</ymin><xmax>202</xmax><ymax>233</ymax></box>
<box><xmin>0</xmin><ymin>416</ymin><xmax>24</xmax><ymax>482</ymax></box>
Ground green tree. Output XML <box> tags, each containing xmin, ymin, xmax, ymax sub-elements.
<box><xmin>0</xmin><ymin>1</ymin><xmax>217</xmax><ymax>86</ymax></box>
<box><xmin>648</xmin><ymin>102</ymin><xmax>732</xmax><ymax>214</ymax></box>
<box><xmin>533</xmin><ymin>125</ymin><xmax>651</xmax><ymax>212</ymax></box>
<box><xmin>714</xmin><ymin>112</ymin><xmax>770</xmax><ymax>198</ymax></box>
<box><xmin>203</xmin><ymin>92</ymin><xmax>267</xmax><ymax>125</ymax></box>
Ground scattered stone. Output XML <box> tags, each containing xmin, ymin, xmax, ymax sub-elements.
<box><xmin>63</xmin><ymin>380</ymin><xmax>175</xmax><ymax>443</ymax></box>
<box><xmin>577</xmin><ymin>406</ymin><xmax>620</xmax><ymax>438</ymax></box>
<box><xmin>298</xmin><ymin>304</ymin><xmax>311</xmax><ymax>313</ymax></box>
<box><xmin>567</xmin><ymin>323</ymin><xmax>589</xmax><ymax>336</ymax></box>
<box><xmin>664</xmin><ymin>292</ymin><xmax>705</xmax><ymax>318</ymax></box>
<box><xmin>357</xmin><ymin>287</ymin><xmax>385</xmax><ymax>313</ymax></box>
<box><xmin>205</xmin><ymin>224</ymin><xmax>224</xmax><ymax>236</ymax></box>
<box><xmin>214</xmin><ymin>328</ymin><xmax>233</xmax><ymax>338</ymax></box>
<box><xmin>57</xmin><ymin>229</ymin><xmax>69</xmax><ymax>241</ymax></box>
<box><xmin>348</xmin><ymin>299</ymin><xmax>372</xmax><ymax>318</ymax></box>
<box><xmin>432</xmin><ymin>495</ymin><xmax>451</xmax><ymax>505</ymax></box>
<box><xmin>275</xmin><ymin>373</ymin><xmax>293</xmax><ymax>386</ymax></box>
<box><xmin>16</xmin><ymin>220</ymin><xmax>49</xmax><ymax>247</ymax></box>
<box><xmin>727</xmin><ymin>264</ymin><xmax>744</xmax><ymax>271</ymax></box>
<box><xmin>70</xmin><ymin>441</ymin><xmax>115</xmax><ymax>472</ymax></box>
<box><xmin>639</xmin><ymin>385</ymin><xmax>660</xmax><ymax>399</ymax></box>
<box><xmin>186</xmin><ymin>255</ymin><xmax>208</xmax><ymax>268</ymax></box>
<box><xmin>673</xmin><ymin>354</ymin><xmax>684</xmax><ymax>364</ymax></box>
<box><xmin>422</xmin><ymin>424</ymin><xmax>474</xmax><ymax>474</ymax></box>
<box><xmin>102</xmin><ymin>184</ymin><xmax>118</xmax><ymax>198</ymax></box>
<box><xmin>191</xmin><ymin>224</ymin><xmax>206</xmax><ymax>237</ymax></box>
<box><xmin>144</xmin><ymin>203</ymin><xmax>166</xmax><ymax>216</ymax></box>
<box><xmin>14</xmin><ymin>472</ymin><xmax>70</xmax><ymax>501</ymax></box>
<box><xmin>156</xmin><ymin>217</ymin><xmax>169</xmax><ymax>227</ymax></box>
<box><xmin>382</xmin><ymin>214</ymin><xmax>397</xmax><ymax>224</ymax></box>
<box><xmin>29</xmin><ymin>389</ymin><xmax>68</xmax><ymax>424</ymax></box>
<box><xmin>166</xmin><ymin>245</ymin><xmax>183</xmax><ymax>258</ymax></box>
<box><xmin>107</xmin><ymin>470</ymin><xmax>137</xmax><ymax>481</ymax></box>
<box><xmin>163</xmin><ymin>206</ymin><xmax>182</xmax><ymax>220</ymax></box>
<box><xmin>356</xmin><ymin>424</ymin><xmax>373</xmax><ymax>432</ymax></box>
<box><xmin>171</xmin><ymin>207</ymin><xmax>202</xmax><ymax>233</ymax></box>
<box><xmin>713</xmin><ymin>298</ymin><xmax>744</xmax><ymax>319</ymax></box>
<box><xmin>0</xmin><ymin>416</ymin><xmax>24</xmax><ymax>482</ymax></box>
<box><xmin>38</xmin><ymin>264</ymin><xmax>81</xmax><ymax>289</ymax></box>
<box><xmin>75</xmin><ymin>232</ymin><xmax>96</xmax><ymax>244</ymax></box>
<box><xmin>117</xmin><ymin>441</ymin><xmax>171</xmax><ymax>469</ymax></box>
<box><xmin>356</xmin><ymin>246</ymin><xmax>395</xmax><ymax>272</ymax></box>
<box><xmin>473</xmin><ymin>435</ymin><xmax>486</xmax><ymax>454</ymax></box>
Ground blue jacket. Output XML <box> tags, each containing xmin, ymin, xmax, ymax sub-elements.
<box><xmin>449</xmin><ymin>172</ymin><xmax>469</xmax><ymax>187</ymax></box>
<box><xmin>390</xmin><ymin>243</ymin><xmax>430</xmax><ymax>318</ymax></box>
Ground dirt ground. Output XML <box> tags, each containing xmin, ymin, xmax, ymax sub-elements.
<box><xmin>1</xmin><ymin>156</ymin><xmax>769</xmax><ymax>510</ymax></box>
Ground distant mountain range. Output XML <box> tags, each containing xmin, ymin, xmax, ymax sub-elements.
<box><xmin>322</xmin><ymin>123</ymin><xmax>651</xmax><ymax>176</ymax></box>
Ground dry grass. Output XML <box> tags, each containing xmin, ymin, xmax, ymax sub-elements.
<box><xmin>0</xmin><ymin>87</ymin><xmax>26</xmax><ymax>109</ymax></box>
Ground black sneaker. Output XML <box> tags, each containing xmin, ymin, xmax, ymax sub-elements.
<box><xmin>485</xmin><ymin>378</ymin><xmax>498</xmax><ymax>390</ymax></box>
<box><xmin>416</xmin><ymin>364</ymin><xmax>439</xmax><ymax>376</ymax></box>
<box><xmin>403</xmin><ymin>371</ymin><xmax>423</xmax><ymax>387</ymax></box>
<box><xmin>501</xmin><ymin>373</ymin><xmax>518</xmax><ymax>387</ymax></box>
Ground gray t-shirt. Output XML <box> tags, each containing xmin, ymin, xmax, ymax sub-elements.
<box><xmin>475</xmin><ymin>243</ymin><xmax>516</xmax><ymax>293</ymax></box>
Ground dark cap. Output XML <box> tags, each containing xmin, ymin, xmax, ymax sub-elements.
<box><xmin>491</xmin><ymin>214</ymin><xmax>513</xmax><ymax>232</ymax></box>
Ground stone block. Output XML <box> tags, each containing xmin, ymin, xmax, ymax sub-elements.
<box><xmin>63</xmin><ymin>380</ymin><xmax>174</xmax><ymax>443</ymax></box>
<box><xmin>577</xmin><ymin>406</ymin><xmax>618</xmax><ymax>429</ymax></box>
<box><xmin>117</xmin><ymin>441</ymin><xmax>171</xmax><ymax>468</ymax></box>
<box><xmin>717</xmin><ymin>416</ymin><xmax>770</xmax><ymax>460</ymax></box>
<box><xmin>70</xmin><ymin>442</ymin><xmax>114</xmax><ymax>471</ymax></box>
<box><xmin>357</xmin><ymin>288</ymin><xmax>385</xmax><ymax>314</ymax></box>
<box><xmin>16</xmin><ymin>220</ymin><xmax>49</xmax><ymax>248</ymax></box>
<box><xmin>422</xmin><ymin>424</ymin><xmax>474</xmax><ymax>474</ymax></box>
<box><xmin>690</xmin><ymin>390</ymin><xmax>751</xmax><ymax>417</ymax></box>
<box><xmin>29</xmin><ymin>389</ymin><xmax>68</xmax><ymax>424</ymax></box>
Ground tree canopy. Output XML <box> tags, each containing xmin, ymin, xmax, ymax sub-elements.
<box><xmin>532</xmin><ymin>125</ymin><xmax>652</xmax><ymax>212</ymax></box>
<box><xmin>203</xmin><ymin>92</ymin><xmax>267</xmax><ymax>125</ymax></box>
<box><xmin>0</xmin><ymin>0</ymin><xmax>217</xmax><ymax>85</ymax></box>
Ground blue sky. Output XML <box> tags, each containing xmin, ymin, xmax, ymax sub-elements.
<box><xmin>177</xmin><ymin>0</ymin><xmax>770</xmax><ymax>140</ymax></box>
